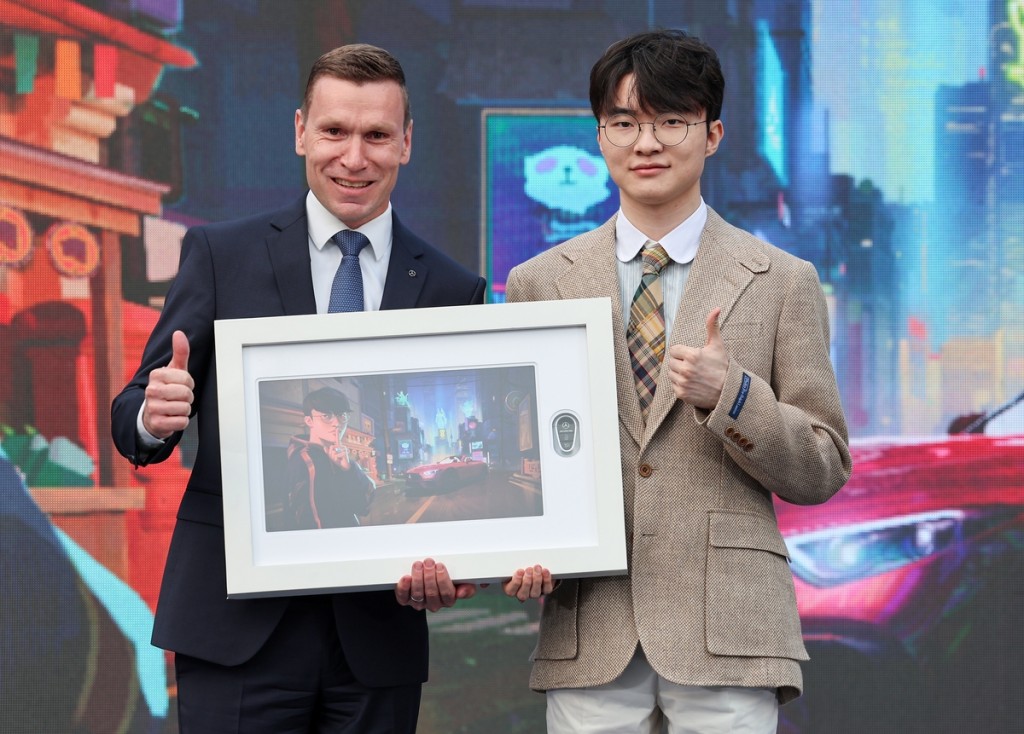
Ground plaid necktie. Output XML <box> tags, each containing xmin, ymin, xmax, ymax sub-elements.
<box><xmin>627</xmin><ymin>242</ymin><xmax>671</xmax><ymax>419</ymax></box>
<box><xmin>328</xmin><ymin>230</ymin><xmax>369</xmax><ymax>313</ymax></box>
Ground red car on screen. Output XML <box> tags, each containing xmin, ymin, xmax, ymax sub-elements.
<box><xmin>775</xmin><ymin>393</ymin><xmax>1024</xmax><ymax>733</ymax></box>
<box><xmin>404</xmin><ymin>455</ymin><xmax>488</xmax><ymax>491</ymax></box>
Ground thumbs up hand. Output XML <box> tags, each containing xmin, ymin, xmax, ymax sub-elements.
<box><xmin>666</xmin><ymin>307</ymin><xmax>730</xmax><ymax>410</ymax></box>
<box><xmin>142</xmin><ymin>330</ymin><xmax>195</xmax><ymax>439</ymax></box>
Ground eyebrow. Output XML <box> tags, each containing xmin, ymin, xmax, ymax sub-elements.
<box><xmin>606</xmin><ymin>106</ymin><xmax>700</xmax><ymax>120</ymax></box>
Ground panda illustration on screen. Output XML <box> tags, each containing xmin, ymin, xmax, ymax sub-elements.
<box><xmin>524</xmin><ymin>145</ymin><xmax>612</xmax><ymax>246</ymax></box>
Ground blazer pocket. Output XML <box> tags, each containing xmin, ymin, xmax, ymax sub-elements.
<box><xmin>176</xmin><ymin>489</ymin><xmax>224</xmax><ymax>527</ymax></box>
<box><xmin>531</xmin><ymin>579</ymin><xmax>580</xmax><ymax>661</ymax></box>
<box><xmin>705</xmin><ymin>510</ymin><xmax>809</xmax><ymax>660</ymax></box>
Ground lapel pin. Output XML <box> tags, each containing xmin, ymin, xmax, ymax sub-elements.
<box><xmin>408</xmin><ymin>269</ymin><xmax>417</xmax><ymax>277</ymax></box>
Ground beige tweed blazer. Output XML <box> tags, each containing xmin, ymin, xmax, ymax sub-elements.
<box><xmin>505</xmin><ymin>209</ymin><xmax>852</xmax><ymax>703</ymax></box>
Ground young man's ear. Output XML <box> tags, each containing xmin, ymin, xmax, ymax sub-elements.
<box><xmin>705</xmin><ymin>119</ymin><xmax>724</xmax><ymax>157</ymax></box>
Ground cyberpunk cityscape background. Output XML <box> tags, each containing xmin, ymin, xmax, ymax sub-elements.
<box><xmin>102</xmin><ymin>0</ymin><xmax>1021</xmax><ymax>441</ymax></box>
<box><xmin>3</xmin><ymin>3</ymin><xmax>1024</xmax><ymax>732</ymax></box>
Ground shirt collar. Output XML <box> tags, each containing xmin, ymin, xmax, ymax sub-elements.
<box><xmin>615</xmin><ymin>198</ymin><xmax>707</xmax><ymax>264</ymax></box>
<box><xmin>305</xmin><ymin>190</ymin><xmax>392</xmax><ymax>261</ymax></box>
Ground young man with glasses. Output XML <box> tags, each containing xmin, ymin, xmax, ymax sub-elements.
<box><xmin>285</xmin><ymin>386</ymin><xmax>373</xmax><ymax>530</ymax></box>
<box><xmin>503</xmin><ymin>29</ymin><xmax>851</xmax><ymax>733</ymax></box>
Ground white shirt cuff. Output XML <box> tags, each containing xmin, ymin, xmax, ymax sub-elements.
<box><xmin>137</xmin><ymin>401</ymin><xmax>166</xmax><ymax>449</ymax></box>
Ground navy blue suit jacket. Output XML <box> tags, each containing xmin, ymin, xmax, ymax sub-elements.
<box><xmin>111</xmin><ymin>196</ymin><xmax>486</xmax><ymax>686</ymax></box>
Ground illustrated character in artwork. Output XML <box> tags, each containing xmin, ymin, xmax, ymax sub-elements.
<box><xmin>285</xmin><ymin>387</ymin><xmax>374</xmax><ymax>530</ymax></box>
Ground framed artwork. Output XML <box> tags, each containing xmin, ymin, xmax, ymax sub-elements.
<box><xmin>215</xmin><ymin>298</ymin><xmax>627</xmax><ymax>596</ymax></box>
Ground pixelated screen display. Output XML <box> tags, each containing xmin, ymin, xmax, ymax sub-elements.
<box><xmin>482</xmin><ymin>110</ymin><xmax>619</xmax><ymax>301</ymax></box>
<box><xmin>2</xmin><ymin>1</ymin><xmax>1022</xmax><ymax>733</ymax></box>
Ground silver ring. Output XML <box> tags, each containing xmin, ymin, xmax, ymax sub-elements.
<box><xmin>410</xmin><ymin>595</ymin><xmax>424</xmax><ymax>603</ymax></box>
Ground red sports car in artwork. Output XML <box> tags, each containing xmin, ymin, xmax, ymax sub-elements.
<box><xmin>775</xmin><ymin>392</ymin><xmax>1024</xmax><ymax>733</ymax></box>
<box><xmin>404</xmin><ymin>455</ymin><xmax>488</xmax><ymax>491</ymax></box>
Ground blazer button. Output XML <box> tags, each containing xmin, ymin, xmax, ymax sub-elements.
<box><xmin>638</xmin><ymin>463</ymin><xmax>653</xmax><ymax>478</ymax></box>
<box><xmin>744</xmin><ymin>442</ymin><xmax>754</xmax><ymax>451</ymax></box>
<box><xmin>725</xmin><ymin>426</ymin><xmax>735</xmax><ymax>437</ymax></box>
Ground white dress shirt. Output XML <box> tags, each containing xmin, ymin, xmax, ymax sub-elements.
<box><xmin>615</xmin><ymin>198</ymin><xmax>707</xmax><ymax>337</ymax></box>
<box><xmin>305</xmin><ymin>190</ymin><xmax>394</xmax><ymax>314</ymax></box>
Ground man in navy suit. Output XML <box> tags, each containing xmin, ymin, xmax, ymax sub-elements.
<box><xmin>111</xmin><ymin>44</ymin><xmax>484</xmax><ymax>733</ymax></box>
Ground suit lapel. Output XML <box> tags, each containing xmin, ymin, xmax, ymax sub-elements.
<box><xmin>266</xmin><ymin>197</ymin><xmax>317</xmax><ymax>316</ymax></box>
<box><xmin>643</xmin><ymin>208</ymin><xmax>765</xmax><ymax>440</ymax></box>
<box><xmin>266</xmin><ymin>203</ymin><xmax>428</xmax><ymax>316</ymax></box>
<box><xmin>379</xmin><ymin>213</ymin><xmax>427</xmax><ymax>310</ymax></box>
<box><xmin>553</xmin><ymin>218</ymin><xmax>645</xmax><ymax>448</ymax></box>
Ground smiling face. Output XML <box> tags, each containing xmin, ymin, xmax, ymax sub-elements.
<box><xmin>598</xmin><ymin>73</ymin><xmax>723</xmax><ymax>227</ymax></box>
<box><xmin>295</xmin><ymin>76</ymin><xmax>412</xmax><ymax>229</ymax></box>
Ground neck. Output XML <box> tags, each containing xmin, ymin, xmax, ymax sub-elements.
<box><xmin>620</xmin><ymin>195</ymin><xmax>700</xmax><ymax>242</ymax></box>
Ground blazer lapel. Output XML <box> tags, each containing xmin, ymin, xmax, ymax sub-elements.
<box><xmin>554</xmin><ymin>218</ymin><xmax>645</xmax><ymax>448</ymax></box>
<box><xmin>643</xmin><ymin>208</ymin><xmax>766</xmax><ymax>439</ymax></box>
<box><xmin>266</xmin><ymin>197</ymin><xmax>317</xmax><ymax>316</ymax></box>
<box><xmin>379</xmin><ymin>213</ymin><xmax>427</xmax><ymax>310</ymax></box>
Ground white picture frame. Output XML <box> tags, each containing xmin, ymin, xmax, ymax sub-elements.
<box><xmin>215</xmin><ymin>298</ymin><xmax>626</xmax><ymax>597</ymax></box>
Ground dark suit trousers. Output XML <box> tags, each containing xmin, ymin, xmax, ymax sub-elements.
<box><xmin>174</xmin><ymin>595</ymin><xmax>421</xmax><ymax>733</ymax></box>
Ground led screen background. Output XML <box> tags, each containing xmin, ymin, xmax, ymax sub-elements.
<box><xmin>482</xmin><ymin>109</ymin><xmax>619</xmax><ymax>301</ymax></box>
<box><xmin>1</xmin><ymin>1</ymin><xmax>1022</xmax><ymax>732</ymax></box>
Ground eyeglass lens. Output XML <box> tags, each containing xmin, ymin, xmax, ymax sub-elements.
<box><xmin>314</xmin><ymin>410</ymin><xmax>348</xmax><ymax>422</ymax></box>
<box><xmin>601</xmin><ymin>113</ymin><xmax>703</xmax><ymax>147</ymax></box>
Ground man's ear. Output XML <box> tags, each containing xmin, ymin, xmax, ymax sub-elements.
<box><xmin>295</xmin><ymin>109</ymin><xmax>306</xmax><ymax>156</ymax></box>
<box><xmin>400</xmin><ymin>119</ymin><xmax>413</xmax><ymax>165</ymax></box>
<box><xmin>705</xmin><ymin>119</ymin><xmax>724</xmax><ymax>157</ymax></box>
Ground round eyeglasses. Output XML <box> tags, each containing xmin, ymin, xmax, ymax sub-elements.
<box><xmin>598</xmin><ymin>113</ymin><xmax>707</xmax><ymax>148</ymax></box>
<box><xmin>311</xmin><ymin>409</ymin><xmax>350</xmax><ymax>424</ymax></box>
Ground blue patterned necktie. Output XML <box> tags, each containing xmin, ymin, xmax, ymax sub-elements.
<box><xmin>328</xmin><ymin>230</ymin><xmax>369</xmax><ymax>313</ymax></box>
<box><xmin>627</xmin><ymin>241</ymin><xmax>671</xmax><ymax>420</ymax></box>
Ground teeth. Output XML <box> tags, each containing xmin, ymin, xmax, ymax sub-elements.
<box><xmin>336</xmin><ymin>179</ymin><xmax>370</xmax><ymax>189</ymax></box>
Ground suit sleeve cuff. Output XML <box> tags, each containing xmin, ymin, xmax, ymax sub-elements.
<box><xmin>697</xmin><ymin>358</ymin><xmax>757</xmax><ymax>431</ymax></box>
